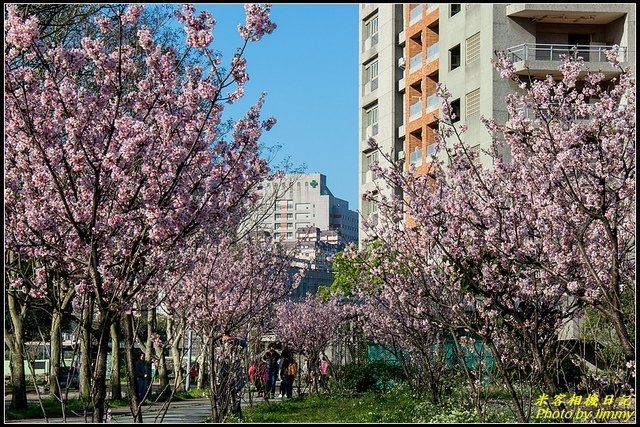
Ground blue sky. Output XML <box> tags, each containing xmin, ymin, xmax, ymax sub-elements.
<box><xmin>197</xmin><ymin>4</ymin><xmax>360</xmax><ymax>209</ymax></box>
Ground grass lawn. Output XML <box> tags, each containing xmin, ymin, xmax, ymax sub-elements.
<box><xmin>5</xmin><ymin>397</ymin><xmax>93</xmax><ymax>420</ymax></box>
<box><xmin>239</xmin><ymin>386</ymin><xmax>519</xmax><ymax>423</ymax></box>
<box><xmin>240</xmin><ymin>389</ymin><xmax>436</xmax><ymax>423</ymax></box>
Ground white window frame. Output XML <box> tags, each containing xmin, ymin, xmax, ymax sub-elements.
<box><xmin>365</xmin><ymin>60</ymin><xmax>379</xmax><ymax>93</ymax></box>
<box><xmin>365</xmin><ymin>15</ymin><xmax>379</xmax><ymax>48</ymax></box>
<box><xmin>365</xmin><ymin>105</ymin><xmax>379</xmax><ymax>137</ymax></box>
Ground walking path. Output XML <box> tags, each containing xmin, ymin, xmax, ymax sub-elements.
<box><xmin>5</xmin><ymin>391</ymin><xmax>286</xmax><ymax>424</ymax></box>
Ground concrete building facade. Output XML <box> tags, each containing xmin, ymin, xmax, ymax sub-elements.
<box><xmin>358</xmin><ymin>4</ymin><xmax>405</xmax><ymax>244</ymax></box>
<box><xmin>255</xmin><ymin>172</ymin><xmax>358</xmax><ymax>244</ymax></box>
<box><xmin>358</xmin><ymin>3</ymin><xmax>636</xmax><ymax>245</ymax></box>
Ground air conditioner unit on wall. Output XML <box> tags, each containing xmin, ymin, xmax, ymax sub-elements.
<box><xmin>398</xmin><ymin>57</ymin><xmax>406</xmax><ymax>69</ymax></box>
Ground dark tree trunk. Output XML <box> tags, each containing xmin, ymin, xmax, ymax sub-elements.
<box><xmin>6</xmin><ymin>251</ymin><xmax>28</xmax><ymax>410</ymax></box>
<box><xmin>110</xmin><ymin>322</ymin><xmax>122</xmax><ymax>400</ymax></box>
<box><xmin>123</xmin><ymin>313</ymin><xmax>143</xmax><ymax>423</ymax></box>
<box><xmin>49</xmin><ymin>309</ymin><xmax>62</xmax><ymax>399</ymax></box>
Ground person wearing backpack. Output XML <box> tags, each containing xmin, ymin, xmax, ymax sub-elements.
<box><xmin>280</xmin><ymin>349</ymin><xmax>297</xmax><ymax>398</ymax></box>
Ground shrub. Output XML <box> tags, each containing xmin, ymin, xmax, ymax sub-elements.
<box><xmin>332</xmin><ymin>361</ymin><xmax>407</xmax><ymax>393</ymax></box>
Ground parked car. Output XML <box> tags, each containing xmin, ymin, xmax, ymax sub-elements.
<box><xmin>58</xmin><ymin>367</ymin><xmax>79</xmax><ymax>389</ymax></box>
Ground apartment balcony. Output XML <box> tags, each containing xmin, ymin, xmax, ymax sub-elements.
<box><xmin>426</xmin><ymin>43</ymin><xmax>439</xmax><ymax>63</ymax></box>
<box><xmin>410</xmin><ymin>148</ymin><xmax>423</xmax><ymax>167</ymax></box>
<box><xmin>426</xmin><ymin>143</ymin><xmax>437</xmax><ymax>159</ymax></box>
<box><xmin>513</xmin><ymin>103</ymin><xmax>596</xmax><ymax>124</ymax></box>
<box><xmin>426</xmin><ymin>94</ymin><xmax>439</xmax><ymax>112</ymax></box>
<box><xmin>506</xmin><ymin>43</ymin><xmax>627</xmax><ymax>79</ymax></box>
<box><xmin>409</xmin><ymin>52</ymin><xmax>422</xmax><ymax>74</ymax></box>
<box><xmin>505</xmin><ymin>4</ymin><xmax>627</xmax><ymax>25</ymax></box>
<box><xmin>409</xmin><ymin>100</ymin><xmax>422</xmax><ymax>121</ymax></box>
<box><xmin>409</xmin><ymin>5</ymin><xmax>422</xmax><ymax>25</ymax></box>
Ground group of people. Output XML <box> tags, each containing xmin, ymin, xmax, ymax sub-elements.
<box><xmin>248</xmin><ymin>347</ymin><xmax>331</xmax><ymax>399</ymax></box>
<box><xmin>248</xmin><ymin>346</ymin><xmax>298</xmax><ymax>399</ymax></box>
<box><xmin>133</xmin><ymin>342</ymin><xmax>331</xmax><ymax>406</ymax></box>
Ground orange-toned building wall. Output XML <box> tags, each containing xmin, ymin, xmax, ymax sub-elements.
<box><xmin>403</xmin><ymin>4</ymin><xmax>439</xmax><ymax>176</ymax></box>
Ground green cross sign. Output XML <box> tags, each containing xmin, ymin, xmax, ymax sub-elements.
<box><xmin>310</xmin><ymin>180</ymin><xmax>318</xmax><ymax>188</ymax></box>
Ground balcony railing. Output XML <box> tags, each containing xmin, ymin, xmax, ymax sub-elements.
<box><xmin>506</xmin><ymin>43</ymin><xmax>626</xmax><ymax>63</ymax></box>
<box><xmin>426</xmin><ymin>43</ymin><xmax>439</xmax><ymax>62</ymax></box>
<box><xmin>410</xmin><ymin>148</ymin><xmax>423</xmax><ymax>166</ymax></box>
<box><xmin>426</xmin><ymin>94</ymin><xmax>439</xmax><ymax>112</ymax></box>
<box><xmin>410</xmin><ymin>52</ymin><xmax>422</xmax><ymax>71</ymax></box>
<box><xmin>409</xmin><ymin>100</ymin><xmax>422</xmax><ymax>120</ymax></box>
<box><xmin>410</xmin><ymin>5</ymin><xmax>422</xmax><ymax>24</ymax></box>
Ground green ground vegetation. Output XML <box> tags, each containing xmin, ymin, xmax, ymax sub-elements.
<box><xmin>238</xmin><ymin>384</ymin><xmax>517</xmax><ymax>424</ymax></box>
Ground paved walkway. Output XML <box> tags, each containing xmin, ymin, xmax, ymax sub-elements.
<box><xmin>5</xmin><ymin>391</ymin><xmax>286</xmax><ymax>423</ymax></box>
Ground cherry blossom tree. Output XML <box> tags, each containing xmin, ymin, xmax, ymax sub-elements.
<box><xmin>490</xmin><ymin>50</ymin><xmax>636</xmax><ymax>364</ymax></box>
<box><xmin>162</xmin><ymin>234</ymin><xmax>299</xmax><ymax>422</ymax></box>
<box><xmin>5</xmin><ymin>3</ymin><xmax>278</xmax><ymax>422</ymax></box>
<box><xmin>272</xmin><ymin>293</ymin><xmax>349</xmax><ymax>394</ymax></box>
<box><xmin>356</xmin><ymin>49</ymin><xmax>634</xmax><ymax>421</ymax></box>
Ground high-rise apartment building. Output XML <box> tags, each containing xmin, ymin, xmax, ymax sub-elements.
<box><xmin>359</xmin><ymin>4</ymin><xmax>405</xmax><ymax>244</ymax></box>
<box><xmin>254</xmin><ymin>172</ymin><xmax>359</xmax><ymax>244</ymax></box>
<box><xmin>358</xmin><ymin>3</ymin><xmax>636</xmax><ymax>245</ymax></box>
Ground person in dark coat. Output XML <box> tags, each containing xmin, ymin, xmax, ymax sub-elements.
<box><xmin>262</xmin><ymin>348</ymin><xmax>280</xmax><ymax>398</ymax></box>
<box><xmin>280</xmin><ymin>349</ymin><xmax>297</xmax><ymax>398</ymax></box>
<box><xmin>134</xmin><ymin>353</ymin><xmax>151</xmax><ymax>402</ymax></box>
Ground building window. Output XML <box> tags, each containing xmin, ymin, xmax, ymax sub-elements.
<box><xmin>365</xmin><ymin>105</ymin><xmax>379</xmax><ymax>137</ymax></box>
<box><xmin>451</xmin><ymin>98</ymin><xmax>461</xmax><ymax>123</ymax></box>
<box><xmin>466</xmin><ymin>32</ymin><xmax>480</xmax><ymax>64</ymax></box>
<box><xmin>450</xmin><ymin>4</ymin><xmax>461</xmax><ymax>17</ymax></box>
<box><xmin>276</xmin><ymin>199</ymin><xmax>293</xmax><ymax>210</ymax></box>
<box><xmin>364</xmin><ymin>150</ymin><xmax>379</xmax><ymax>171</ymax></box>
<box><xmin>365</xmin><ymin>15</ymin><xmax>379</xmax><ymax>47</ymax></box>
<box><xmin>365</xmin><ymin>59</ymin><xmax>379</xmax><ymax>92</ymax></box>
<box><xmin>449</xmin><ymin>44</ymin><xmax>461</xmax><ymax>71</ymax></box>
<box><xmin>466</xmin><ymin>89</ymin><xmax>480</xmax><ymax>117</ymax></box>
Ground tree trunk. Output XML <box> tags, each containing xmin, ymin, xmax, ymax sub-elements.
<box><xmin>49</xmin><ymin>309</ymin><xmax>62</xmax><ymax>399</ymax></box>
<box><xmin>6</xmin><ymin>252</ymin><xmax>28</xmax><ymax>410</ymax></box>
<box><xmin>145</xmin><ymin>310</ymin><xmax>154</xmax><ymax>399</ymax></box>
<box><xmin>123</xmin><ymin>313</ymin><xmax>143</xmax><ymax>423</ymax></box>
<box><xmin>149</xmin><ymin>308</ymin><xmax>170</xmax><ymax>399</ymax></box>
<box><xmin>110</xmin><ymin>322</ymin><xmax>122</xmax><ymax>400</ymax></box>
<box><xmin>486</xmin><ymin>341</ymin><xmax>527</xmax><ymax>423</ymax></box>
<box><xmin>208</xmin><ymin>332</ymin><xmax>222</xmax><ymax>423</ymax></box>
<box><xmin>79</xmin><ymin>302</ymin><xmax>92</xmax><ymax>401</ymax></box>
<box><xmin>197</xmin><ymin>335</ymin><xmax>210</xmax><ymax>389</ymax></box>
<box><xmin>605</xmin><ymin>303</ymin><xmax>635</xmax><ymax>362</ymax></box>
<box><xmin>91</xmin><ymin>319</ymin><xmax>111</xmax><ymax>423</ymax></box>
<box><xmin>168</xmin><ymin>316</ymin><xmax>185</xmax><ymax>391</ymax></box>
<box><xmin>155</xmin><ymin>344</ymin><xmax>170</xmax><ymax>398</ymax></box>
